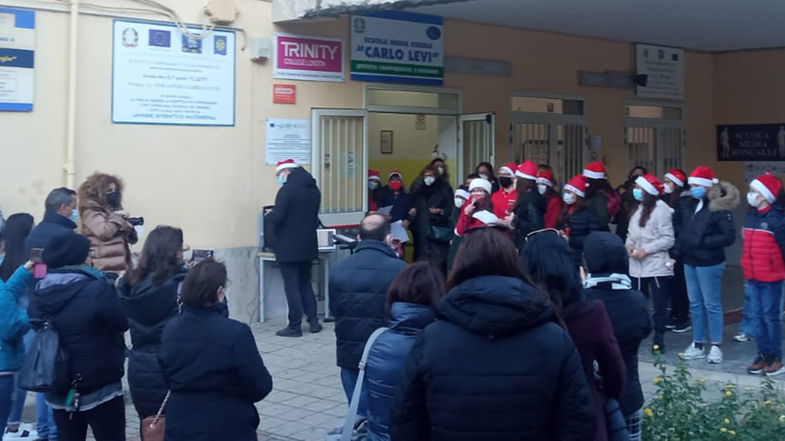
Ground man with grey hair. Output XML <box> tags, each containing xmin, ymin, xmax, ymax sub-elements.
<box><xmin>25</xmin><ymin>187</ymin><xmax>79</xmax><ymax>256</ymax></box>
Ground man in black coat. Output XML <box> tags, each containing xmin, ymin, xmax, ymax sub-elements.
<box><xmin>330</xmin><ymin>213</ymin><xmax>407</xmax><ymax>418</ymax></box>
<box><xmin>267</xmin><ymin>160</ymin><xmax>322</xmax><ymax>337</ymax></box>
<box><xmin>25</xmin><ymin>187</ymin><xmax>78</xmax><ymax>255</ymax></box>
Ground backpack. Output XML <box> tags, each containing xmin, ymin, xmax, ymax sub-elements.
<box><xmin>18</xmin><ymin>319</ymin><xmax>72</xmax><ymax>393</ymax></box>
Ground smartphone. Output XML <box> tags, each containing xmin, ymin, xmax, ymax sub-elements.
<box><xmin>192</xmin><ymin>249</ymin><xmax>214</xmax><ymax>265</ymax></box>
<box><xmin>30</xmin><ymin>248</ymin><xmax>47</xmax><ymax>278</ymax></box>
<box><xmin>31</xmin><ymin>248</ymin><xmax>43</xmax><ymax>263</ymax></box>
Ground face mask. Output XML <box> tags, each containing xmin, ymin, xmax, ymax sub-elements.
<box><xmin>277</xmin><ymin>175</ymin><xmax>287</xmax><ymax>186</ymax></box>
<box><xmin>106</xmin><ymin>191</ymin><xmax>121</xmax><ymax>208</ymax></box>
<box><xmin>747</xmin><ymin>192</ymin><xmax>762</xmax><ymax>208</ymax></box>
<box><xmin>369</xmin><ymin>181</ymin><xmax>379</xmax><ymax>190</ymax></box>
<box><xmin>664</xmin><ymin>183</ymin><xmax>674</xmax><ymax>194</ymax></box>
<box><xmin>537</xmin><ymin>184</ymin><xmax>547</xmax><ymax>195</ymax></box>
<box><xmin>478</xmin><ymin>173</ymin><xmax>489</xmax><ymax>180</ymax></box>
<box><xmin>471</xmin><ymin>192</ymin><xmax>486</xmax><ymax>201</ymax></box>
<box><xmin>454</xmin><ymin>198</ymin><xmax>465</xmax><ymax>208</ymax></box>
<box><xmin>690</xmin><ymin>186</ymin><xmax>706</xmax><ymax>200</ymax></box>
<box><xmin>437</xmin><ymin>167</ymin><xmax>445</xmax><ymax>176</ymax></box>
<box><xmin>499</xmin><ymin>177</ymin><xmax>513</xmax><ymax>188</ymax></box>
<box><xmin>389</xmin><ymin>181</ymin><xmax>402</xmax><ymax>191</ymax></box>
<box><xmin>70</xmin><ymin>209</ymin><xmax>79</xmax><ymax>223</ymax></box>
<box><xmin>632</xmin><ymin>188</ymin><xmax>644</xmax><ymax>202</ymax></box>
<box><xmin>424</xmin><ymin>176</ymin><xmax>436</xmax><ymax>186</ymax></box>
<box><xmin>563</xmin><ymin>193</ymin><xmax>576</xmax><ymax>205</ymax></box>
<box><xmin>0</xmin><ymin>254</ymin><xmax>4</xmax><ymax>267</ymax></box>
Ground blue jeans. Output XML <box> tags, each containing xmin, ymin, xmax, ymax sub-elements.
<box><xmin>340</xmin><ymin>368</ymin><xmax>367</xmax><ymax>419</ymax></box>
<box><xmin>0</xmin><ymin>375</ymin><xmax>15</xmax><ymax>435</ymax></box>
<box><xmin>8</xmin><ymin>330</ymin><xmax>57</xmax><ymax>441</ymax></box>
<box><xmin>746</xmin><ymin>280</ymin><xmax>784</xmax><ymax>357</ymax></box>
<box><xmin>685</xmin><ymin>263</ymin><xmax>725</xmax><ymax>344</ymax></box>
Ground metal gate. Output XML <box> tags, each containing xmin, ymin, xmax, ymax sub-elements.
<box><xmin>624</xmin><ymin>125</ymin><xmax>683</xmax><ymax>176</ymax></box>
<box><xmin>513</xmin><ymin>120</ymin><xmax>587</xmax><ymax>186</ymax></box>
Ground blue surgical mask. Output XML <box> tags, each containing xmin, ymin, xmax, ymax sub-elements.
<box><xmin>277</xmin><ymin>175</ymin><xmax>287</xmax><ymax>186</ymax></box>
<box><xmin>632</xmin><ymin>188</ymin><xmax>644</xmax><ymax>202</ymax></box>
<box><xmin>70</xmin><ymin>208</ymin><xmax>79</xmax><ymax>223</ymax></box>
<box><xmin>369</xmin><ymin>181</ymin><xmax>379</xmax><ymax>191</ymax></box>
<box><xmin>563</xmin><ymin>192</ymin><xmax>576</xmax><ymax>205</ymax></box>
<box><xmin>690</xmin><ymin>186</ymin><xmax>706</xmax><ymax>200</ymax></box>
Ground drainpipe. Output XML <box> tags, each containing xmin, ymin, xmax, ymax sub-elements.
<box><xmin>64</xmin><ymin>0</ymin><xmax>80</xmax><ymax>189</ymax></box>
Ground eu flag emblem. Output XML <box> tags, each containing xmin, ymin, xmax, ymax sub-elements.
<box><xmin>215</xmin><ymin>36</ymin><xmax>227</xmax><ymax>55</ymax></box>
<box><xmin>149</xmin><ymin>29</ymin><xmax>171</xmax><ymax>48</ymax></box>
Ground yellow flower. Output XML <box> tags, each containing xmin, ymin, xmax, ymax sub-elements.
<box><xmin>779</xmin><ymin>415</ymin><xmax>785</xmax><ymax>423</ymax></box>
<box><xmin>653</xmin><ymin>344</ymin><xmax>660</xmax><ymax>351</ymax></box>
<box><xmin>729</xmin><ymin>430</ymin><xmax>736</xmax><ymax>436</ymax></box>
<box><xmin>657</xmin><ymin>394</ymin><xmax>664</xmax><ymax>400</ymax></box>
<box><xmin>720</xmin><ymin>427</ymin><xmax>727</xmax><ymax>433</ymax></box>
<box><xmin>725</xmin><ymin>390</ymin><xmax>734</xmax><ymax>397</ymax></box>
<box><xmin>765</xmin><ymin>400</ymin><xmax>773</xmax><ymax>406</ymax></box>
<box><xmin>697</xmin><ymin>378</ymin><xmax>707</xmax><ymax>384</ymax></box>
<box><xmin>723</xmin><ymin>418</ymin><xmax>731</xmax><ymax>424</ymax></box>
<box><xmin>644</xmin><ymin>408</ymin><xmax>654</xmax><ymax>417</ymax></box>
<box><xmin>654</xmin><ymin>376</ymin><xmax>663</xmax><ymax>384</ymax></box>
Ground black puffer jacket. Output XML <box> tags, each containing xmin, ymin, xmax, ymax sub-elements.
<box><xmin>329</xmin><ymin>240</ymin><xmax>407</xmax><ymax>369</ymax></box>
<box><xmin>268</xmin><ymin>167</ymin><xmax>321</xmax><ymax>263</ymax></box>
<box><xmin>30</xmin><ymin>266</ymin><xmax>128</xmax><ymax>393</ymax></box>
<box><xmin>513</xmin><ymin>190</ymin><xmax>545</xmax><ymax>248</ymax></box>
<box><xmin>562</xmin><ymin>207</ymin><xmax>601</xmax><ymax>265</ymax></box>
<box><xmin>390</xmin><ymin>275</ymin><xmax>596</xmax><ymax>441</ymax></box>
<box><xmin>674</xmin><ymin>182</ymin><xmax>739</xmax><ymax>267</ymax></box>
<box><xmin>412</xmin><ymin>181</ymin><xmax>453</xmax><ymax>258</ymax></box>
<box><xmin>117</xmin><ymin>268</ymin><xmax>187</xmax><ymax>418</ymax></box>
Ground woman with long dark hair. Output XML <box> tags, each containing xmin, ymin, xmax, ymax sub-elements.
<box><xmin>475</xmin><ymin>161</ymin><xmax>499</xmax><ymax>193</ymax></box>
<box><xmin>411</xmin><ymin>165</ymin><xmax>453</xmax><ymax>274</ymax></box>
<box><xmin>523</xmin><ymin>230</ymin><xmax>626</xmax><ymax>441</ymax></box>
<box><xmin>117</xmin><ymin>226</ymin><xmax>188</xmax><ymax>426</ymax></box>
<box><xmin>512</xmin><ymin>160</ymin><xmax>545</xmax><ymax>250</ymax></box>
<box><xmin>583</xmin><ymin>162</ymin><xmax>619</xmax><ymax>231</ymax></box>
<box><xmin>455</xmin><ymin>179</ymin><xmax>495</xmax><ymax>236</ymax></box>
<box><xmin>625</xmin><ymin>175</ymin><xmax>675</xmax><ymax>353</ymax></box>
<box><xmin>662</xmin><ymin>169</ymin><xmax>691</xmax><ymax>333</ymax></box>
<box><xmin>559</xmin><ymin>174</ymin><xmax>601</xmax><ymax>266</ymax></box>
<box><xmin>391</xmin><ymin>227</ymin><xmax>595</xmax><ymax>441</ymax></box>
<box><xmin>0</xmin><ymin>214</ymin><xmax>33</xmax><ymax>283</ymax></box>
<box><xmin>537</xmin><ymin>165</ymin><xmax>563</xmax><ymax>229</ymax></box>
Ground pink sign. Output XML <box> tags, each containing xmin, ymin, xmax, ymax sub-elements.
<box><xmin>274</xmin><ymin>34</ymin><xmax>344</xmax><ymax>82</ymax></box>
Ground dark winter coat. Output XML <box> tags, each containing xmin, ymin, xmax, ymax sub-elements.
<box><xmin>25</xmin><ymin>212</ymin><xmax>78</xmax><ymax>257</ymax></box>
<box><xmin>376</xmin><ymin>187</ymin><xmax>414</xmax><ymax>224</ymax></box>
<box><xmin>366</xmin><ymin>302</ymin><xmax>434</xmax><ymax>441</ymax></box>
<box><xmin>330</xmin><ymin>240</ymin><xmax>407</xmax><ymax>370</ymax></box>
<box><xmin>665</xmin><ymin>192</ymin><xmax>692</xmax><ymax>259</ymax></box>
<box><xmin>117</xmin><ymin>268</ymin><xmax>187</xmax><ymax>418</ymax></box>
<box><xmin>563</xmin><ymin>300</ymin><xmax>626</xmax><ymax>441</ymax></box>
<box><xmin>159</xmin><ymin>303</ymin><xmax>273</xmax><ymax>441</ymax></box>
<box><xmin>513</xmin><ymin>190</ymin><xmax>546</xmax><ymax>248</ymax></box>
<box><xmin>390</xmin><ymin>276</ymin><xmax>596</xmax><ymax>441</ymax></box>
<box><xmin>586</xmin><ymin>193</ymin><xmax>612</xmax><ymax>231</ymax></box>
<box><xmin>742</xmin><ymin>206</ymin><xmax>785</xmax><ymax>282</ymax></box>
<box><xmin>562</xmin><ymin>206</ymin><xmax>601</xmax><ymax>265</ymax></box>
<box><xmin>674</xmin><ymin>181</ymin><xmax>739</xmax><ymax>267</ymax></box>
<box><xmin>30</xmin><ymin>266</ymin><xmax>128</xmax><ymax>392</ymax></box>
<box><xmin>268</xmin><ymin>168</ymin><xmax>322</xmax><ymax>263</ymax></box>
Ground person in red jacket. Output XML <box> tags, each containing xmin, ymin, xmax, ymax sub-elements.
<box><xmin>537</xmin><ymin>166</ymin><xmax>563</xmax><ymax>228</ymax></box>
<box><xmin>455</xmin><ymin>179</ymin><xmax>497</xmax><ymax>236</ymax></box>
<box><xmin>742</xmin><ymin>173</ymin><xmax>785</xmax><ymax>376</ymax></box>
<box><xmin>491</xmin><ymin>163</ymin><xmax>518</xmax><ymax>221</ymax></box>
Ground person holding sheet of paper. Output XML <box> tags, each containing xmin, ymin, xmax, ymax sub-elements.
<box><xmin>376</xmin><ymin>171</ymin><xmax>414</xmax><ymax>258</ymax></box>
<box><xmin>455</xmin><ymin>179</ymin><xmax>498</xmax><ymax>236</ymax></box>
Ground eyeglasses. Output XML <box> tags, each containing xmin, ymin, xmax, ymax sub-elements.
<box><xmin>525</xmin><ymin>228</ymin><xmax>565</xmax><ymax>242</ymax></box>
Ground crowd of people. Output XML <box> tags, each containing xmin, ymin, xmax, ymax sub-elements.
<box><xmin>0</xmin><ymin>156</ymin><xmax>783</xmax><ymax>440</ymax></box>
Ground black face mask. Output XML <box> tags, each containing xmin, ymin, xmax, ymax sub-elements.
<box><xmin>106</xmin><ymin>191</ymin><xmax>121</xmax><ymax>209</ymax></box>
<box><xmin>499</xmin><ymin>177</ymin><xmax>513</xmax><ymax>188</ymax></box>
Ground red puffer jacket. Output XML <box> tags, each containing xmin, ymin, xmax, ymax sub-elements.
<box><xmin>742</xmin><ymin>206</ymin><xmax>785</xmax><ymax>282</ymax></box>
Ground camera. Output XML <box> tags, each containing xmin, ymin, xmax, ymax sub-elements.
<box><xmin>127</xmin><ymin>217</ymin><xmax>144</xmax><ymax>227</ymax></box>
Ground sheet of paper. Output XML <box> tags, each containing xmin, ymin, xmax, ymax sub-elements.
<box><xmin>390</xmin><ymin>220</ymin><xmax>410</xmax><ymax>243</ymax></box>
<box><xmin>472</xmin><ymin>210</ymin><xmax>500</xmax><ymax>226</ymax></box>
<box><xmin>377</xmin><ymin>205</ymin><xmax>393</xmax><ymax>215</ymax></box>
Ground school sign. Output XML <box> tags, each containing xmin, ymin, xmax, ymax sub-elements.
<box><xmin>350</xmin><ymin>11</ymin><xmax>443</xmax><ymax>86</ymax></box>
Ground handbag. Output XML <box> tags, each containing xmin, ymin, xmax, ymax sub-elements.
<box><xmin>426</xmin><ymin>225</ymin><xmax>453</xmax><ymax>243</ymax></box>
<box><xmin>604</xmin><ymin>397</ymin><xmax>631</xmax><ymax>441</ymax></box>
<box><xmin>18</xmin><ymin>319</ymin><xmax>71</xmax><ymax>393</ymax></box>
<box><xmin>141</xmin><ymin>391</ymin><xmax>171</xmax><ymax>441</ymax></box>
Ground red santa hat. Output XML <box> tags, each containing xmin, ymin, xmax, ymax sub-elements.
<box><xmin>664</xmin><ymin>169</ymin><xmax>686</xmax><ymax>188</ymax></box>
<box><xmin>388</xmin><ymin>170</ymin><xmax>403</xmax><ymax>181</ymax></box>
<box><xmin>583</xmin><ymin>161</ymin><xmax>606</xmax><ymax>179</ymax></box>
<box><xmin>454</xmin><ymin>188</ymin><xmax>470</xmax><ymax>200</ymax></box>
<box><xmin>564</xmin><ymin>174</ymin><xmax>588</xmax><ymax>198</ymax></box>
<box><xmin>537</xmin><ymin>169</ymin><xmax>555</xmax><ymax>187</ymax></box>
<box><xmin>515</xmin><ymin>160</ymin><xmax>539</xmax><ymax>180</ymax></box>
<box><xmin>469</xmin><ymin>178</ymin><xmax>493</xmax><ymax>195</ymax></box>
<box><xmin>635</xmin><ymin>174</ymin><xmax>665</xmax><ymax>196</ymax></box>
<box><xmin>275</xmin><ymin>159</ymin><xmax>299</xmax><ymax>175</ymax></box>
<box><xmin>499</xmin><ymin>162</ymin><xmax>518</xmax><ymax>177</ymax></box>
<box><xmin>368</xmin><ymin>170</ymin><xmax>381</xmax><ymax>182</ymax></box>
<box><xmin>688</xmin><ymin>166</ymin><xmax>719</xmax><ymax>187</ymax></box>
<box><xmin>751</xmin><ymin>173</ymin><xmax>783</xmax><ymax>204</ymax></box>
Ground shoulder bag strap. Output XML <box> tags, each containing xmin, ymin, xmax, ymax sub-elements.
<box><xmin>149</xmin><ymin>390</ymin><xmax>171</xmax><ymax>428</ymax></box>
<box><xmin>340</xmin><ymin>327</ymin><xmax>388</xmax><ymax>441</ymax></box>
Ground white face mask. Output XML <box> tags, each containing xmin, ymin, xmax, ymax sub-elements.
<box><xmin>424</xmin><ymin>176</ymin><xmax>436</xmax><ymax>186</ymax></box>
<box><xmin>478</xmin><ymin>173</ymin><xmax>489</xmax><ymax>180</ymax></box>
<box><xmin>663</xmin><ymin>183</ymin><xmax>674</xmax><ymax>194</ymax></box>
<box><xmin>563</xmin><ymin>192</ymin><xmax>577</xmax><ymax>205</ymax></box>
<box><xmin>437</xmin><ymin>167</ymin><xmax>445</xmax><ymax>176</ymax></box>
<box><xmin>537</xmin><ymin>184</ymin><xmax>548</xmax><ymax>195</ymax></box>
<box><xmin>747</xmin><ymin>192</ymin><xmax>763</xmax><ymax>208</ymax></box>
<box><xmin>454</xmin><ymin>197</ymin><xmax>465</xmax><ymax>208</ymax></box>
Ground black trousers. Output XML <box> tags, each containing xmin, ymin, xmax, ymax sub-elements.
<box><xmin>633</xmin><ymin>276</ymin><xmax>674</xmax><ymax>335</ymax></box>
<box><xmin>52</xmin><ymin>396</ymin><xmax>125</xmax><ymax>441</ymax></box>
<box><xmin>280</xmin><ymin>261</ymin><xmax>318</xmax><ymax>328</ymax></box>
<box><xmin>669</xmin><ymin>261</ymin><xmax>690</xmax><ymax>323</ymax></box>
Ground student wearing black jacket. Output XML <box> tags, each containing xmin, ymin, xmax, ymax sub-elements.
<box><xmin>411</xmin><ymin>165</ymin><xmax>453</xmax><ymax>274</ymax></box>
<box><xmin>159</xmin><ymin>259</ymin><xmax>272</xmax><ymax>441</ymax></box>
<box><xmin>30</xmin><ymin>232</ymin><xmax>129</xmax><ymax>441</ymax></box>
<box><xmin>662</xmin><ymin>169</ymin><xmax>691</xmax><ymax>333</ymax></box>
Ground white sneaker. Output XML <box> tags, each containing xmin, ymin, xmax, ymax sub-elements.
<box><xmin>681</xmin><ymin>343</ymin><xmax>705</xmax><ymax>360</ymax></box>
<box><xmin>707</xmin><ymin>345</ymin><xmax>724</xmax><ymax>364</ymax></box>
<box><xmin>4</xmin><ymin>423</ymin><xmax>37</xmax><ymax>440</ymax></box>
<box><xmin>734</xmin><ymin>332</ymin><xmax>753</xmax><ymax>342</ymax></box>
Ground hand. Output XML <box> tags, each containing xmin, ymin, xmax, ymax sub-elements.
<box><xmin>24</xmin><ymin>261</ymin><xmax>34</xmax><ymax>271</ymax></box>
<box><xmin>429</xmin><ymin>208</ymin><xmax>443</xmax><ymax>215</ymax></box>
<box><xmin>626</xmin><ymin>245</ymin><xmax>636</xmax><ymax>256</ymax></box>
<box><xmin>402</xmin><ymin>220</ymin><xmax>410</xmax><ymax>229</ymax></box>
<box><xmin>579</xmin><ymin>266</ymin><xmax>587</xmax><ymax>282</ymax></box>
<box><xmin>631</xmin><ymin>249</ymin><xmax>647</xmax><ymax>259</ymax></box>
<box><xmin>501</xmin><ymin>214</ymin><xmax>515</xmax><ymax>227</ymax></box>
<box><xmin>114</xmin><ymin>210</ymin><xmax>129</xmax><ymax>218</ymax></box>
<box><xmin>464</xmin><ymin>200</ymin><xmax>476</xmax><ymax>215</ymax></box>
<box><xmin>408</xmin><ymin>208</ymin><xmax>417</xmax><ymax>217</ymax></box>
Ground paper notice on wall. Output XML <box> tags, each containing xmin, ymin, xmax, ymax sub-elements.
<box><xmin>265</xmin><ymin>119</ymin><xmax>311</xmax><ymax>165</ymax></box>
<box><xmin>744</xmin><ymin>162</ymin><xmax>785</xmax><ymax>184</ymax></box>
<box><xmin>0</xmin><ymin>8</ymin><xmax>35</xmax><ymax>112</ymax></box>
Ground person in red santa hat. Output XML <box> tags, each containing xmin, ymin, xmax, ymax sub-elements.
<box><xmin>511</xmin><ymin>160</ymin><xmax>546</xmax><ymax>251</ymax></box>
<box><xmin>558</xmin><ymin>174</ymin><xmax>601</xmax><ymax>266</ymax></box>
<box><xmin>626</xmin><ymin>174</ymin><xmax>675</xmax><ymax>353</ymax></box>
<box><xmin>537</xmin><ymin>165</ymin><xmax>563</xmax><ymax>229</ymax></box>
<box><xmin>456</xmin><ymin>178</ymin><xmax>496</xmax><ymax>236</ymax></box>
<box><xmin>583</xmin><ymin>161</ymin><xmax>620</xmax><ymax>232</ymax></box>
<box><xmin>491</xmin><ymin>162</ymin><xmax>518</xmax><ymax>220</ymax></box>
<box><xmin>368</xmin><ymin>169</ymin><xmax>382</xmax><ymax>211</ymax></box>
<box><xmin>269</xmin><ymin>159</ymin><xmax>323</xmax><ymax>337</ymax></box>
<box><xmin>741</xmin><ymin>173</ymin><xmax>785</xmax><ymax>376</ymax></box>
<box><xmin>661</xmin><ymin>168</ymin><xmax>692</xmax><ymax>333</ymax></box>
<box><xmin>675</xmin><ymin>165</ymin><xmax>739</xmax><ymax>364</ymax></box>
<box><xmin>377</xmin><ymin>170</ymin><xmax>414</xmax><ymax>258</ymax></box>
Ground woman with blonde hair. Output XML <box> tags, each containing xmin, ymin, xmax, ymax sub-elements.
<box><xmin>77</xmin><ymin>173</ymin><xmax>137</xmax><ymax>272</ymax></box>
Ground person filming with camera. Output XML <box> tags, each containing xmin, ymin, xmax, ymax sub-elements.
<box><xmin>78</xmin><ymin>173</ymin><xmax>139</xmax><ymax>273</ymax></box>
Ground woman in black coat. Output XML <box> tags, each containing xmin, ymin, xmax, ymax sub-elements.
<box><xmin>159</xmin><ymin>259</ymin><xmax>272</xmax><ymax>441</ymax></box>
<box><xmin>117</xmin><ymin>226</ymin><xmax>188</xmax><ymax>422</ymax></box>
<box><xmin>411</xmin><ymin>165</ymin><xmax>453</xmax><ymax>274</ymax></box>
<box><xmin>390</xmin><ymin>227</ymin><xmax>595</xmax><ymax>441</ymax></box>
